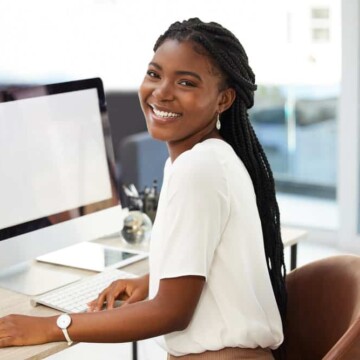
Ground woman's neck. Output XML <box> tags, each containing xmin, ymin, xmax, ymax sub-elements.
<box><xmin>167</xmin><ymin>128</ymin><xmax>222</xmax><ymax>163</ymax></box>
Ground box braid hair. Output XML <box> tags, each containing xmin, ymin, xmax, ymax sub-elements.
<box><xmin>154</xmin><ymin>18</ymin><xmax>287</xmax><ymax>328</ymax></box>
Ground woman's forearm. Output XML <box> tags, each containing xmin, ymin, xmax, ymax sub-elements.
<box><xmin>48</xmin><ymin>296</ymin><xmax>183</xmax><ymax>344</ymax></box>
<box><xmin>0</xmin><ymin>275</ymin><xmax>203</xmax><ymax>348</ymax></box>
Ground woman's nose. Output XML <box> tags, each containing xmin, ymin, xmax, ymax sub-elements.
<box><xmin>152</xmin><ymin>80</ymin><xmax>174</xmax><ymax>101</ymax></box>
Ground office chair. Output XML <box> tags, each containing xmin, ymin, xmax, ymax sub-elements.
<box><xmin>283</xmin><ymin>255</ymin><xmax>360</xmax><ymax>359</ymax></box>
<box><xmin>118</xmin><ymin>131</ymin><xmax>168</xmax><ymax>191</ymax></box>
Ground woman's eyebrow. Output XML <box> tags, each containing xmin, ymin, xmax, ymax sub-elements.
<box><xmin>148</xmin><ymin>62</ymin><xmax>202</xmax><ymax>81</ymax></box>
<box><xmin>149</xmin><ymin>61</ymin><xmax>162</xmax><ymax>70</ymax></box>
<box><xmin>175</xmin><ymin>70</ymin><xmax>202</xmax><ymax>82</ymax></box>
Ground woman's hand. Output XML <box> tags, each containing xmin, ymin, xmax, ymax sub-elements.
<box><xmin>87</xmin><ymin>273</ymin><xmax>149</xmax><ymax>312</ymax></box>
<box><xmin>0</xmin><ymin>314</ymin><xmax>56</xmax><ymax>347</ymax></box>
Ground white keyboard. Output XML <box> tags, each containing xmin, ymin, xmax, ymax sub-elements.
<box><xmin>31</xmin><ymin>269</ymin><xmax>136</xmax><ymax>313</ymax></box>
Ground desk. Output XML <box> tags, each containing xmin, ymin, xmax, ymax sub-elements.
<box><xmin>281</xmin><ymin>227</ymin><xmax>307</xmax><ymax>270</ymax></box>
<box><xmin>0</xmin><ymin>227</ymin><xmax>306</xmax><ymax>360</ymax></box>
<box><xmin>0</xmin><ymin>257</ymin><xmax>148</xmax><ymax>360</ymax></box>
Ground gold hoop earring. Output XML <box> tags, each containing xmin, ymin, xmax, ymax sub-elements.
<box><xmin>216</xmin><ymin>113</ymin><xmax>221</xmax><ymax>130</ymax></box>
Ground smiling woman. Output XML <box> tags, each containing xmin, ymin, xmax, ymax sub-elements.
<box><xmin>0</xmin><ymin>18</ymin><xmax>286</xmax><ymax>360</ymax></box>
<box><xmin>139</xmin><ymin>39</ymin><xmax>235</xmax><ymax>160</ymax></box>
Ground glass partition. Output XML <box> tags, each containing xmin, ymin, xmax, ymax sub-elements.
<box><xmin>250</xmin><ymin>84</ymin><xmax>339</xmax><ymax>199</ymax></box>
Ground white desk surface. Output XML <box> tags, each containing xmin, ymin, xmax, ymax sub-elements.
<box><xmin>0</xmin><ymin>227</ymin><xmax>306</xmax><ymax>360</ymax></box>
<box><xmin>281</xmin><ymin>227</ymin><xmax>307</xmax><ymax>247</ymax></box>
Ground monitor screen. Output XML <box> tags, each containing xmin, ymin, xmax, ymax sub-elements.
<box><xmin>0</xmin><ymin>78</ymin><xmax>122</xmax><ymax>272</ymax></box>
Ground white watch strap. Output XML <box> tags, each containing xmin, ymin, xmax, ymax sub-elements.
<box><xmin>61</xmin><ymin>328</ymin><xmax>73</xmax><ymax>346</ymax></box>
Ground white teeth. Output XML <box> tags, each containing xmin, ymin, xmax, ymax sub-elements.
<box><xmin>152</xmin><ymin>106</ymin><xmax>180</xmax><ymax>118</ymax></box>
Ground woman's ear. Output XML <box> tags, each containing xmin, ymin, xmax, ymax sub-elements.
<box><xmin>218</xmin><ymin>88</ymin><xmax>236</xmax><ymax>113</ymax></box>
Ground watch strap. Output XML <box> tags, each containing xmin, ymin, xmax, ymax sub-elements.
<box><xmin>61</xmin><ymin>328</ymin><xmax>73</xmax><ymax>346</ymax></box>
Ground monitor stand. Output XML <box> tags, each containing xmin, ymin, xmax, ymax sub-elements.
<box><xmin>0</xmin><ymin>261</ymin><xmax>81</xmax><ymax>296</ymax></box>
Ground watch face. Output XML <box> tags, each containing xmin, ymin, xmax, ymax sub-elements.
<box><xmin>57</xmin><ymin>314</ymin><xmax>72</xmax><ymax>329</ymax></box>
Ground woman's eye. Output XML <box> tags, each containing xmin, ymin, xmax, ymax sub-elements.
<box><xmin>179</xmin><ymin>80</ymin><xmax>195</xmax><ymax>87</ymax></box>
<box><xmin>147</xmin><ymin>70</ymin><xmax>159</xmax><ymax>78</ymax></box>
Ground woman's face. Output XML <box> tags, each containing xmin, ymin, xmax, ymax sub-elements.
<box><xmin>138</xmin><ymin>39</ymin><xmax>232</xmax><ymax>153</ymax></box>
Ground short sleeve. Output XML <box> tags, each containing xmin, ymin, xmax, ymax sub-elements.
<box><xmin>157</xmin><ymin>150</ymin><xmax>230</xmax><ymax>280</ymax></box>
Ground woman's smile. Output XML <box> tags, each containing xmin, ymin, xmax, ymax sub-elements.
<box><xmin>148</xmin><ymin>104</ymin><xmax>182</xmax><ymax>123</ymax></box>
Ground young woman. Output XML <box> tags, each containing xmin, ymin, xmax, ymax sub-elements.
<box><xmin>0</xmin><ymin>18</ymin><xmax>286</xmax><ymax>359</ymax></box>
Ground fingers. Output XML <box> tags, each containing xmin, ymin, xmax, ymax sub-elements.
<box><xmin>0</xmin><ymin>316</ymin><xmax>16</xmax><ymax>347</ymax></box>
<box><xmin>87</xmin><ymin>280</ymin><xmax>128</xmax><ymax>312</ymax></box>
<box><xmin>0</xmin><ymin>315</ymin><xmax>30</xmax><ymax>347</ymax></box>
<box><xmin>122</xmin><ymin>288</ymin><xmax>145</xmax><ymax>306</ymax></box>
<box><xmin>86</xmin><ymin>277</ymin><xmax>147</xmax><ymax>312</ymax></box>
<box><xmin>87</xmin><ymin>289</ymin><xmax>109</xmax><ymax>312</ymax></box>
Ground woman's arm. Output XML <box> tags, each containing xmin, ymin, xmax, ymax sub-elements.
<box><xmin>0</xmin><ymin>275</ymin><xmax>205</xmax><ymax>347</ymax></box>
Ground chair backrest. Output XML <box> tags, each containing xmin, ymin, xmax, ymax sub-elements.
<box><xmin>118</xmin><ymin>131</ymin><xmax>168</xmax><ymax>190</ymax></box>
<box><xmin>283</xmin><ymin>255</ymin><xmax>360</xmax><ymax>360</ymax></box>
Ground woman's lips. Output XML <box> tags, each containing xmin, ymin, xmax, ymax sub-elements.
<box><xmin>149</xmin><ymin>104</ymin><xmax>182</xmax><ymax>123</ymax></box>
<box><xmin>150</xmin><ymin>104</ymin><xmax>181</xmax><ymax>117</ymax></box>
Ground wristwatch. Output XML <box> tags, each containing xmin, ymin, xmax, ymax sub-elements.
<box><xmin>56</xmin><ymin>314</ymin><xmax>73</xmax><ymax>346</ymax></box>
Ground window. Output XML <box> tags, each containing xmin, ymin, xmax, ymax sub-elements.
<box><xmin>311</xmin><ymin>7</ymin><xmax>331</xmax><ymax>42</ymax></box>
<box><xmin>312</xmin><ymin>8</ymin><xmax>330</xmax><ymax>19</ymax></box>
<box><xmin>250</xmin><ymin>2</ymin><xmax>340</xmax><ymax>204</ymax></box>
<box><xmin>312</xmin><ymin>28</ymin><xmax>330</xmax><ymax>42</ymax></box>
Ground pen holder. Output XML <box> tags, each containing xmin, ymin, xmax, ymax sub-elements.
<box><xmin>121</xmin><ymin>210</ymin><xmax>152</xmax><ymax>244</ymax></box>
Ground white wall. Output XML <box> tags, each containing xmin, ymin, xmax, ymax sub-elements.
<box><xmin>0</xmin><ymin>0</ymin><xmax>261</xmax><ymax>89</ymax></box>
<box><xmin>0</xmin><ymin>0</ymin><xmax>340</xmax><ymax>89</ymax></box>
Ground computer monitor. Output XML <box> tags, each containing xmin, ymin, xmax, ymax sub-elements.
<box><xmin>0</xmin><ymin>78</ymin><xmax>124</xmax><ymax>294</ymax></box>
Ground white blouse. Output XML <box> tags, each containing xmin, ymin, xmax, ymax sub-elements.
<box><xmin>149</xmin><ymin>139</ymin><xmax>283</xmax><ymax>356</ymax></box>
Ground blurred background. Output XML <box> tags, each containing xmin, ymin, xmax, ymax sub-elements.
<box><xmin>0</xmin><ymin>0</ymin><xmax>345</xmax><ymax>244</ymax></box>
<box><xmin>0</xmin><ymin>0</ymin><xmax>349</xmax><ymax>241</ymax></box>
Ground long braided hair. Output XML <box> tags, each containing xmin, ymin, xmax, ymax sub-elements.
<box><xmin>154</xmin><ymin>18</ymin><xmax>287</xmax><ymax>330</ymax></box>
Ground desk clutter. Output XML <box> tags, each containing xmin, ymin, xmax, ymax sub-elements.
<box><xmin>121</xmin><ymin>181</ymin><xmax>159</xmax><ymax>244</ymax></box>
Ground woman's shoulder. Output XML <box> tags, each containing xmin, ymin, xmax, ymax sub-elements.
<box><xmin>166</xmin><ymin>140</ymin><xmax>232</xmax><ymax>198</ymax></box>
<box><xmin>173</xmin><ymin>139</ymin><xmax>254</xmax><ymax>193</ymax></box>
<box><xmin>172</xmin><ymin>139</ymin><xmax>232</xmax><ymax>173</ymax></box>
